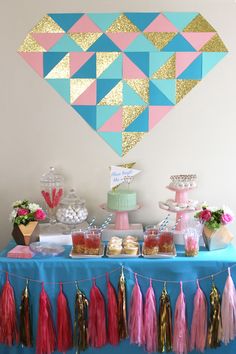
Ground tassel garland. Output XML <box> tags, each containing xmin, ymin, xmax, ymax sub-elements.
<box><xmin>107</xmin><ymin>274</ymin><xmax>119</xmax><ymax>346</ymax></box>
<box><xmin>158</xmin><ymin>283</ymin><xmax>172</xmax><ymax>353</ymax></box>
<box><xmin>20</xmin><ymin>282</ymin><xmax>32</xmax><ymax>347</ymax></box>
<box><xmin>74</xmin><ymin>285</ymin><xmax>89</xmax><ymax>352</ymax></box>
<box><xmin>36</xmin><ymin>283</ymin><xmax>56</xmax><ymax>354</ymax></box>
<box><xmin>0</xmin><ymin>273</ymin><xmax>19</xmax><ymax>346</ymax></box>
<box><xmin>144</xmin><ymin>279</ymin><xmax>158</xmax><ymax>353</ymax></box>
<box><xmin>57</xmin><ymin>283</ymin><xmax>73</xmax><ymax>353</ymax></box>
<box><xmin>207</xmin><ymin>279</ymin><xmax>222</xmax><ymax>348</ymax></box>
<box><xmin>173</xmin><ymin>282</ymin><xmax>188</xmax><ymax>354</ymax></box>
<box><xmin>117</xmin><ymin>267</ymin><xmax>128</xmax><ymax>340</ymax></box>
<box><xmin>221</xmin><ymin>268</ymin><xmax>236</xmax><ymax>345</ymax></box>
<box><xmin>88</xmin><ymin>279</ymin><xmax>107</xmax><ymax>348</ymax></box>
<box><xmin>190</xmin><ymin>280</ymin><xmax>207</xmax><ymax>352</ymax></box>
<box><xmin>129</xmin><ymin>273</ymin><xmax>144</xmax><ymax>346</ymax></box>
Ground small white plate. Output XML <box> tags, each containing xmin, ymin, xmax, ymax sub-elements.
<box><xmin>106</xmin><ymin>245</ymin><xmax>141</xmax><ymax>258</ymax></box>
<box><xmin>69</xmin><ymin>244</ymin><xmax>105</xmax><ymax>258</ymax></box>
<box><xmin>142</xmin><ymin>245</ymin><xmax>177</xmax><ymax>258</ymax></box>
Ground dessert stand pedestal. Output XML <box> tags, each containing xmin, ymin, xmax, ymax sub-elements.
<box><xmin>100</xmin><ymin>203</ymin><xmax>143</xmax><ymax>240</ymax></box>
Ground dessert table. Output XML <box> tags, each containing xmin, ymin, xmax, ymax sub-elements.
<box><xmin>0</xmin><ymin>241</ymin><xmax>236</xmax><ymax>353</ymax></box>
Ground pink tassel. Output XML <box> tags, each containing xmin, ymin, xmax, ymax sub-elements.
<box><xmin>221</xmin><ymin>268</ymin><xmax>236</xmax><ymax>344</ymax></box>
<box><xmin>36</xmin><ymin>283</ymin><xmax>56</xmax><ymax>354</ymax></box>
<box><xmin>107</xmin><ymin>274</ymin><xmax>119</xmax><ymax>346</ymax></box>
<box><xmin>57</xmin><ymin>283</ymin><xmax>73</xmax><ymax>352</ymax></box>
<box><xmin>173</xmin><ymin>282</ymin><xmax>188</xmax><ymax>354</ymax></box>
<box><xmin>129</xmin><ymin>273</ymin><xmax>144</xmax><ymax>346</ymax></box>
<box><xmin>88</xmin><ymin>279</ymin><xmax>107</xmax><ymax>348</ymax></box>
<box><xmin>190</xmin><ymin>280</ymin><xmax>207</xmax><ymax>352</ymax></box>
<box><xmin>144</xmin><ymin>279</ymin><xmax>158</xmax><ymax>353</ymax></box>
<box><xmin>0</xmin><ymin>273</ymin><xmax>19</xmax><ymax>346</ymax></box>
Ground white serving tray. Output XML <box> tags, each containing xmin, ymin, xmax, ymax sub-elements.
<box><xmin>106</xmin><ymin>245</ymin><xmax>141</xmax><ymax>258</ymax></box>
<box><xmin>141</xmin><ymin>245</ymin><xmax>177</xmax><ymax>258</ymax></box>
<box><xmin>69</xmin><ymin>244</ymin><xmax>105</xmax><ymax>258</ymax></box>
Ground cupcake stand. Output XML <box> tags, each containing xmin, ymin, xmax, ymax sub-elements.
<box><xmin>100</xmin><ymin>203</ymin><xmax>143</xmax><ymax>240</ymax></box>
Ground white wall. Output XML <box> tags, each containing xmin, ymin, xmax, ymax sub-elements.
<box><xmin>0</xmin><ymin>0</ymin><xmax>236</xmax><ymax>248</ymax></box>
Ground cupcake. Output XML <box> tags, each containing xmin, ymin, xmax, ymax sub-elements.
<box><xmin>123</xmin><ymin>242</ymin><xmax>138</xmax><ymax>255</ymax></box>
<box><xmin>108</xmin><ymin>244</ymin><xmax>123</xmax><ymax>256</ymax></box>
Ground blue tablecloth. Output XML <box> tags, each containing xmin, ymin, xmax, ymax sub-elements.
<box><xmin>0</xmin><ymin>241</ymin><xmax>236</xmax><ymax>354</ymax></box>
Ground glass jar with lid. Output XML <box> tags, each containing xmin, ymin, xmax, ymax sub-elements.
<box><xmin>56</xmin><ymin>189</ymin><xmax>88</xmax><ymax>234</ymax></box>
<box><xmin>40</xmin><ymin>167</ymin><xmax>64</xmax><ymax>224</ymax></box>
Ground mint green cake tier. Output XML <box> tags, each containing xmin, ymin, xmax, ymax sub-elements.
<box><xmin>107</xmin><ymin>190</ymin><xmax>137</xmax><ymax>211</ymax></box>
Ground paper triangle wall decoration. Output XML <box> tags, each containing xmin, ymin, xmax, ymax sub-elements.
<box><xmin>18</xmin><ymin>12</ymin><xmax>228</xmax><ymax>156</ymax></box>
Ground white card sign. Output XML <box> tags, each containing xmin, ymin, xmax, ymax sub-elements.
<box><xmin>110</xmin><ymin>165</ymin><xmax>141</xmax><ymax>189</ymax></box>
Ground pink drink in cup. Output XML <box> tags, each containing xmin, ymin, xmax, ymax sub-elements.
<box><xmin>85</xmin><ymin>229</ymin><xmax>101</xmax><ymax>255</ymax></box>
<box><xmin>72</xmin><ymin>230</ymin><xmax>85</xmax><ymax>254</ymax></box>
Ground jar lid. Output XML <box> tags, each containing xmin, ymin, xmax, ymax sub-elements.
<box><xmin>40</xmin><ymin>166</ymin><xmax>64</xmax><ymax>184</ymax></box>
<box><xmin>60</xmin><ymin>189</ymin><xmax>85</xmax><ymax>205</ymax></box>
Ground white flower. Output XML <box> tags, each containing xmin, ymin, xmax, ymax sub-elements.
<box><xmin>9</xmin><ymin>209</ymin><xmax>17</xmax><ymax>222</ymax></box>
<box><xmin>12</xmin><ymin>200</ymin><xmax>22</xmax><ymax>208</ymax></box>
<box><xmin>28</xmin><ymin>203</ymin><xmax>40</xmax><ymax>213</ymax></box>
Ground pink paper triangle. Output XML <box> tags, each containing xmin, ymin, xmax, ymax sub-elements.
<box><xmin>19</xmin><ymin>52</ymin><xmax>43</xmax><ymax>77</ymax></box>
<box><xmin>99</xmin><ymin>108</ymin><xmax>122</xmax><ymax>132</ymax></box>
<box><xmin>123</xmin><ymin>53</ymin><xmax>146</xmax><ymax>79</ymax></box>
<box><xmin>70</xmin><ymin>52</ymin><xmax>94</xmax><ymax>77</ymax></box>
<box><xmin>181</xmin><ymin>32</ymin><xmax>215</xmax><ymax>51</ymax></box>
<box><xmin>149</xmin><ymin>106</ymin><xmax>173</xmax><ymax>129</ymax></box>
<box><xmin>144</xmin><ymin>13</ymin><xmax>178</xmax><ymax>32</ymax></box>
<box><xmin>73</xmin><ymin>80</ymin><xmax>96</xmax><ymax>105</ymax></box>
<box><xmin>68</xmin><ymin>14</ymin><xmax>101</xmax><ymax>33</ymax></box>
<box><xmin>106</xmin><ymin>33</ymin><xmax>139</xmax><ymax>51</ymax></box>
<box><xmin>176</xmin><ymin>52</ymin><xmax>201</xmax><ymax>77</ymax></box>
<box><xmin>31</xmin><ymin>33</ymin><xmax>64</xmax><ymax>50</ymax></box>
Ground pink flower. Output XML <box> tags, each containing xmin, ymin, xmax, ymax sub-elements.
<box><xmin>221</xmin><ymin>213</ymin><xmax>233</xmax><ymax>225</ymax></box>
<box><xmin>199</xmin><ymin>209</ymin><xmax>212</xmax><ymax>222</ymax></box>
<box><xmin>17</xmin><ymin>208</ymin><xmax>29</xmax><ymax>216</ymax></box>
<box><xmin>35</xmin><ymin>209</ymin><xmax>46</xmax><ymax>221</ymax></box>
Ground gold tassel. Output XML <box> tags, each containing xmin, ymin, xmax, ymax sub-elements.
<box><xmin>158</xmin><ymin>283</ymin><xmax>172</xmax><ymax>352</ymax></box>
<box><xmin>20</xmin><ymin>282</ymin><xmax>32</xmax><ymax>347</ymax></box>
<box><xmin>74</xmin><ymin>285</ymin><xmax>89</xmax><ymax>352</ymax></box>
<box><xmin>117</xmin><ymin>267</ymin><xmax>128</xmax><ymax>339</ymax></box>
<box><xmin>207</xmin><ymin>278</ymin><xmax>222</xmax><ymax>348</ymax></box>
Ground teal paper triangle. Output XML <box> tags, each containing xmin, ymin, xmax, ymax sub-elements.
<box><xmin>149</xmin><ymin>52</ymin><xmax>174</xmax><ymax>76</ymax></box>
<box><xmin>163</xmin><ymin>33</ymin><xmax>196</xmax><ymax>52</ymax></box>
<box><xmin>72</xmin><ymin>105</ymin><xmax>97</xmax><ymax>130</ymax></box>
<box><xmin>48</xmin><ymin>14</ymin><xmax>83</xmax><ymax>32</ymax></box>
<box><xmin>72</xmin><ymin>55</ymin><xmax>96</xmax><ymax>78</ymax></box>
<box><xmin>125</xmin><ymin>34</ymin><xmax>158</xmax><ymax>52</ymax></box>
<box><xmin>202</xmin><ymin>52</ymin><xmax>227</xmax><ymax>77</ymax></box>
<box><xmin>46</xmin><ymin>79</ymin><xmax>70</xmax><ymax>103</ymax></box>
<box><xmin>125</xmin><ymin>52</ymin><xmax>149</xmax><ymax>76</ymax></box>
<box><xmin>88</xmin><ymin>34</ymin><xmax>120</xmax><ymax>52</ymax></box>
<box><xmin>125</xmin><ymin>108</ymin><xmax>149</xmax><ymax>132</ymax></box>
<box><xmin>164</xmin><ymin>12</ymin><xmax>198</xmax><ymax>31</ymax></box>
<box><xmin>178</xmin><ymin>54</ymin><xmax>202</xmax><ymax>79</ymax></box>
<box><xmin>43</xmin><ymin>52</ymin><xmax>67</xmax><ymax>77</ymax></box>
<box><xmin>99</xmin><ymin>55</ymin><xmax>122</xmax><ymax>79</ymax></box>
<box><xmin>49</xmin><ymin>34</ymin><xmax>83</xmax><ymax>52</ymax></box>
<box><xmin>125</xmin><ymin>13</ymin><xmax>159</xmax><ymax>31</ymax></box>
<box><xmin>96</xmin><ymin>106</ymin><xmax>120</xmax><ymax>129</ymax></box>
<box><xmin>150</xmin><ymin>81</ymin><xmax>174</xmax><ymax>106</ymax></box>
<box><xmin>123</xmin><ymin>82</ymin><xmax>146</xmax><ymax>105</ymax></box>
<box><xmin>152</xmin><ymin>80</ymin><xmax>176</xmax><ymax>104</ymax></box>
<box><xmin>98</xmin><ymin>132</ymin><xmax>122</xmax><ymax>156</ymax></box>
<box><xmin>88</xmin><ymin>13</ymin><xmax>120</xmax><ymax>31</ymax></box>
<box><xmin>97</xmin><ymin>79</ymin><xmax>120</xmax><ymax>103</ymax></box>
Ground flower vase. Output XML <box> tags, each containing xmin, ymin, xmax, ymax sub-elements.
<box><xmin>12</xmin><ymin>221</ymin><xmax>39</xmax><ymax>246</ymax></box>
<box><xmin>203</xmin><ymin>225</ymin><xmax>233</xmax><ymax>251</ymax></box>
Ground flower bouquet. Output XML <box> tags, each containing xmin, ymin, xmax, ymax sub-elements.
<box><xmin>10</xmin><ymin>200</ymin><xmax>46</xmax><ymax>245</ymax></box>
<box><xmin>195</xmin><ymin>206</ymin><xmax>234</xmax><ymax>250</ymax></box>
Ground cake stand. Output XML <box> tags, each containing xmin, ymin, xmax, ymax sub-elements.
<box><xmin>100</xmin><ymin>203</ymin><xmax>143</xmax><ymax>240</ymax></box>
<box><xmin>159</xmin><ymin>186</ymin><xmax>198</xmax><ymax>232</ymax></box>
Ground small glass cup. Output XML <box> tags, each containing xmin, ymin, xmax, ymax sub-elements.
<box><xmin>85</xmin><ymin>228</ymin><xmax>101</xmax><ymax>255</ymax></box>
<box><xmin>71</xmin><ymin>229</ymin><xmax>85</xmax><ymax>254</ymax></box>
<box><xmin>184</xmin><ymin>228</ymin><xmax>199</xmax><ymax>257</ymax></box>
<box><xmin>158</xmin><ymin>230</ymin><xmax>174</xmax><ymax>253</ymax></box>
<box><xmin>143</xmin><ymin>232</ymin><xmax>159</xmax><ymax>255</ymax></box>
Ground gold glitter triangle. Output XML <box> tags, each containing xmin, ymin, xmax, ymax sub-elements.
<box><xmin>69</xmin><ymin>33</ymin><xmax>102</xmax><ymax>51</ymax></box>
<box><xmin>98</xmin><ymin>81</ymin><xmax>123</xmax><ymax>106</ymax></box>
<box><xmin>152</xmin><ymin>54</ymin><xmax>176</xmax><ymax>79</ymax></box>
<box><xmin>45</xmin><ymin>54</ymin><xmax>70</xmax><ymax>79</ymax></box>
<box><xmin>144</xmin><ymin>32</ymin><xmax>177</xmax><ymax>50</ymax></box>
<box><xmin>122</xmin><ymin>133</ymin><xmax>145</xmax><ymax>156</ymax></box>
<box><xmin>200</xmin><ymin>34</ymin><xmax>228</xmax><ymax>52</ymax></box>
<box><xmin>183</xmin><ymin>14</ymin><xmax>216</xmax><ymax>32</ymax></box>
<box><xmin>30</xmin><ymin>15</ymin><xmax>64</xmax><ymax>33</ymax></box>
<box><xmin>70</xmin><ymin>79</ymin><xmax>95</xmax><ymax>104</ymax></box>
<box><xmin>106</xmin><ymin>14</ymin><xmax>140</xmax><ymax>32</ymax></box>
<box><xmin>122</xmin><ymin>106</ymin><xmax>146</xmax><ymax>130</ymax></box>
<box><xmin>118</xmin><ymin>162</ymin><xmax>136</xmax><ymax>168</ymax></box>
<box><xmin>176</xmin><ymin>80</ymin><xmax>199</xmax><ymax>103</ymax></box>
<box><xmin>18</xmin><ymin>34</ymin><xmax>45</xmax><ymax>52</ymax></box>
<box><xmin>125</xmin><ymin>79</ymin><xmax>149</xmax><ymax>103</ymax></box>
<box><xmin>96</xmin><ymin>52</ymin><xmax>120</xmax><ymax>77</ymax></box>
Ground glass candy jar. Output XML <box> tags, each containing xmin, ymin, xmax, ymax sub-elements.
<box><xmin>40</xmin><ymin>167</ymin><xmax>64</xmax><ymax>224</ymax></box>
<box><xmin>56</xmin><ymin>189</ymin><xmax>88</xmax><ymax>234</ymax></box>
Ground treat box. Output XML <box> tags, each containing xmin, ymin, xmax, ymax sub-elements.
<box><xmin>39</xmin><ymin>222</ymin><xmax>88</xmax><ymax>245</ymax></box>
<box><xmin>106</xmin><ymin>245</ymin><xmax>141</xmax><ymax>258</ymax></box>
<box><xmin>69</xmin><ymin>244</ymin><xmax>105</xmax><ymax>258</ymax></box>
<box><xmin>141</xmin><ymin>245</ymin><xmax>177</xmax><ymax>258</ymax></box>
<box><xmin>7</xmin><ymin>245</ymin><xmax>35</xmax><ymax>258</ymax></box>
<box><xmin>102</xmin><ymin>223</ymin><xmax>143</xmax><ymax>241</ymax></box>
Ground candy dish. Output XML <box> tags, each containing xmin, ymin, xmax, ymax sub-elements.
<box><xmin>29</xmin><ymin>242</ymin><xmax>65</xmax><ymax>256</ymax></box>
